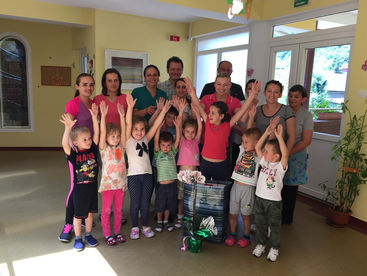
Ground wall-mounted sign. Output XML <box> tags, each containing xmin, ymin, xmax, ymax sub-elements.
<box><xmin>41</xmin><ymin>66</ymin><xmax>71</xmax><ymax>86</ymax></box>
<box><xmin>294</xmin><ymin>0</ymin><xmax>309</xmax><ymax>8</ymax></box>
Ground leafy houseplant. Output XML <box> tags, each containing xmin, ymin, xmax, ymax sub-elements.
<box><xmin>321</xmin><ymin>102</ymin><xmax>367</xmax><ymax>225</ymax></box>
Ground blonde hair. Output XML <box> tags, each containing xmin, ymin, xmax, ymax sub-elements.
<box><xmin>70</xmin><ymin>126</ymin><xmax>90</xmax><ymax>141</ymax></box>
<box><xmin>106</xmin><ymin>123</ymin><xmax>121</xmax><ymax>137</ymax></box>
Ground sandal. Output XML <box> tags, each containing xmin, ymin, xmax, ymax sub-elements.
<box><xmin>174</xmin><ymin>219</ymin><xmax>182</xmax><ymax>229</ymax></box>
<box><xmin>105</xmin><ymin>235</ymin><xmax>117</xmax><ymax>246</ymax></box>
<box><xmin>115</xmin><ymin>234</ymin><xmax>126</xmax><ymax>243</ymax></box>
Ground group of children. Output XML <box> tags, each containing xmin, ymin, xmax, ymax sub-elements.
<box><xmin>59</xmin><ymin>73</ymin><xmax>288</xmax><ymax>262</ymax></box>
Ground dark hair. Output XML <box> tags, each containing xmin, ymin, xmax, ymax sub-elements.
<box><xmin>267</xmin><ymin>139</ymin><xmax>282</xmax><ymax>160</ymax></box>
<box><xmin>167</xmin><ymin>106</ymin><xmax>179</xmax><ymax>116</ymax></box>
<box><xmin>211</xmin><ymin>101</ymin><xmax>231</xmax><ymax>123</ymax></box>
<box><xmin>74</xmin><ymin>73</ymin><xmax>94</xmax><ymax>97</ymax></box>
<box><xmin>101</xmin><ymin>68</ymin><xmax>122</xmax><ymax>96</ymax></box>
<box><xmin>106</xmin><ymin>123</ymin><xmax>121</xmax><ymax>139</ymax></box>
<box><xmin>245</xmin><ymin>79</ymin><xmax>256</xmax><ymax>90</ymax></box>
<box><xmin>132</xmin><ymin>115</ymin><xmax>147</xmax><ymax>130</ymax></box>
<box><xmin>159</xmin><ymin>131</ymin><xmax>174</xmax><ymax>143</ymax></box>
<box><xmin>174</xmin><ymin>78</ymin><xmax>185</xmax><ymax>87</ymax></box>
<box><xmin>144</xmin><ymin>64</ymin><xmax>160</xmax><ymax>77</ymax></box>
<box><xmin>183</xmin><ymin>118</ymin><xmax>198</xmax><ymax>131</ymax></box>
<box><xmin>218</xmin><ymin>60</ymin><xmax>232</xmax><ymax>69</ymax></box>
<box><xmin>167</xmin><ymin>56</ymin><xmax>183</xmax><ymax>70</ymax></box>
<box><xmin>243</xmin><ymin>127</ymin><xmax>262</xmax><ymax>141</ymax></box>
<box><xmin>289</xmin><ymin>84</ymin><xmax>307</xmax><ymax>98</ymax></box>
<box><xmin>215</xmin><ymin>72</ymin><xmax>231</xmax><ymax>82</ymax></box>
<box><xmin>264</xmin><ymin>80</ymin><xmax>283</xmax><ymax>93</ymax></box>
<box><xmin>70</xmin><ymin>126</ymin><xmax>90</xmax><ymax>141</ymax></box>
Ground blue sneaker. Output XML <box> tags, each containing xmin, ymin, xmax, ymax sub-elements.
<box><xmin>73</xmin><ymin>238</ymin><xmax>84</xmax><ymax>251</ymax></box>
<box><xmin>58</xmin><ymin>224</ymin><xmax>73</xmax><ymax>242</ymax></box>
<box><xmin>85</xmin><ymin>235</ymin><xmax>98</xmax><ymax>247</ymax></box>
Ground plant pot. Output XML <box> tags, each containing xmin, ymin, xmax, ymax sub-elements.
<box><xmin>327</xmin><ymin>207</ymin><xmax>351</xmax><ymax>227</ymax></box>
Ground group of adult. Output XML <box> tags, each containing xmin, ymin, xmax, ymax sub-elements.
<box><xmin>64</xmin><ymin>56</ymin><xmax>313</xmax><ymax>229</ymax></box>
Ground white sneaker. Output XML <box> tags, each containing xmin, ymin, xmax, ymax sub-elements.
<box><xmin>267</xmin><ymin>248</ymin><xmax>279</xmax><ymax>262</ymax></box>
<box><xmin>130</xmin><ymin>227</ymin><xmax>140</xmax><ymax>240</ymax></box>
<box><xmin>141</xmin><ymin>227</ymin><xmax>155</xmax><ymax>238</ymax></box>
<box><xmin>252</xmin><ymin>244</ymin><xmax>266</xmax><ymax>257</ymax></box>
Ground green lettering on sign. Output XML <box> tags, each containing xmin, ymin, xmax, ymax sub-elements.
<box><xmin>294</xmin><ymin>0</ymin><xmax>309</xmax><ymax>8</ymax></box>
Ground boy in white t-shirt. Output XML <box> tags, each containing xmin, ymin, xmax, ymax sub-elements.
<box><xmin>252</xmin><ymin>120</ymin><xmax>288</xmax><ymax>262</ymax></box>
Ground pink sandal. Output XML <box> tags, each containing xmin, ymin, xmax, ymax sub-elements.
<box><xmin>115</xmin><ymin>234</ymin><xmax>126</xmax><ymax>243</ymax></box>
<box><xmin>105</xmin><ymin>236</ymin><xmax>117</xmax><ymax>246</ymax></box>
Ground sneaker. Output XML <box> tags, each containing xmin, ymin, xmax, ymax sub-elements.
<box><xmin>105</xmin><ymin>235</ymin><xmax>117</xmax><ymax>246</ymax></box>
<box><xmin>73</xmin><ymin>238</ymin><xmax>84</xmax><ymax>251</ymax></box>
<box><xmin>130</xmin><ymin>227</ymin><xmax>140</xmax><ymax>240</ymax></box>
<box><xmin>252</xmin><ymin>244</ymin><xmax>266</xmax><ymax>257</ymax></box>
<box><xmin>237</xmin><ymin>237</ymin><xmax>250</xmax><ymax>248</ymax></box>
<box><xmin>224</xmin><ymin>234</ymin><xmax>236</xmax><ymax>247</ymax></box>
<box><xmin>174</xmin><ymin>219</ymin><xmax>182</xmax><ymax>229</ymax></box>
<box><xmin>141</xmin><ymin>227</ymin><xmax>155</xmax><ymax>238</ymax></box>
<box><xmin>165</xmin><ymin>222</ymin><xmax>174</xmax><ymax>232</ymax></box>
<box><xmin>267</xmin><ymin>248</ymin><xmax>279</xmax><ymax>262</ymax></box>
<box><xmin>85</xmin><ymin>235</ymin><xmax>98</xmax><ymax>247</ymax></box>
<box><xmin>267</xmin><ymin>227</ymin><xmax>271</xmax><ymax>238</ymax></box>
<box><xmin>155</xmin><ymin>222</ymin><xmax>163</xmax><ymax>232</ymax></box>
<box><xmin>58</xmin><ymin>224</ymin><xmax>73</xmax><ymax>242</ymax></box>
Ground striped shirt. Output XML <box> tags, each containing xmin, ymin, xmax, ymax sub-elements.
<box><xmin>154</xmin><ymin>146</ymin><xmax>178</xmax><ymax>182</ymax></box>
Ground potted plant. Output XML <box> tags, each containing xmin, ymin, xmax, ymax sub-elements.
<box><xmin>320</xmin><ymin>101</ymin><xmax>367</xmax><ymax>226</ymax></box>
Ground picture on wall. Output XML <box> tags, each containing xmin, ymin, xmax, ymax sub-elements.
<box><xmin>105</xmin><ymin>49</ymin><xmax>148</xmax><ymax>90</ymax></box>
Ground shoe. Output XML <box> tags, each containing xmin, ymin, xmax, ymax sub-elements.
<box><xmin>130</xmin><ymin>227</ymin><xmax>140</xmax><ymax>240</ymax></box>
<box><xmin>267</xmin><ymin>248</ymin><xmax>279</xmax><ymax>262</ymax></box>
<box><xmin>115</xmin><ymin>234</ymin><xmax>126</xmax><ymax>243</ymax></box>
<box><xmin>155</xmin><ymin>222</ymin><xmax>163</xmax><ymax>232</ymax></box>
<box><xmin>105</xmin><ymin>236</ymin><xmax>117</xmax><ymax>246</ymax></box>
<box><xmin>237</xmin><ymin>237</ymin><xmax>250</xmax><ymax>248</ymax></box>
<box><xmin>267</xmin><ymin>227</ymin><xmax>271</xmax><ymax>238</ymax></box>
<box><xmin>58</xmin><ymin>224</ymin><xmax>73</xmax><ymax>242</ymax></box>
<box><xmin>121</xmin><ymin>215</ymin><xmax>127</xmax><ymax>225</ymax></box>
<box><xmin>224</xmin><ymin>234</ymin><xmax>236</xmax><ymax>247</ymax></box>
<box><xmin>141</xmin><ymin>227</ymin><xmax>155</xmax><ymax>238</ymax></box>
<box><xmin>85</xmin><ymin>235</ymin><xmax>98</xmax><ymax>247</ymax></box>
<box><xmin>165</xmin><ymin>222</ymin><xmax>174</xmax><ymax>232</ymax></box>
<box><xmin>252</xmin><ymin>244</ymin><xmax>266</xmax><ymax>257</ymax></box>
<box><xmin>174</xmin><ymin>219</ymin><xmax>182</xmax><ymax>229</ymax></box>
<box><xmin>73</xmin><ymin>238</ymin><xmax>84</xmax><ymax>251</ymax></box>
<box><xmin>250</xmin><ymin>224</ymin><xmax>256</xmax><ymax>232</ymax></box>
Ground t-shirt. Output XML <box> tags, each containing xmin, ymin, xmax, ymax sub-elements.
<box><xmin>66</xmin><ymin>142</ymin><xmax>99</xmax><ymax>186</ymax></box>
<box><xmin>157</xmin><ymin>80</ymin><xmax>176</xmax><ymax>100</ymax></box>
<box><xmin>131</xmin><ymin>86</ymin><xmax>167</xmax><ymax>121</ymax></box>
<box><xmin>254</xmin><ymin>104</ymin><xmax>295</xmax><ymax>142</ymax></box>
<box><xmin>125</xmin><ymin>136</ymin><xmax>152</xmax><ymax>176</ymax></box>
<box><xmin>231</xmin><ymin>147</ymin><xmax>260</xmax><ymax>186</ymax></box>
<box><xmin>65</xmin><ymin>97</ymin><xmax>94</xmax><ymax>135</ymax></box>
<box><xmin>93</xmin><ymin>94</ymin><xmax>127</xmax><ymax>126</ymax></box>
<box><xmin>255</xmin><ymin>157</ymin><xmax>287</xmax><ymax>201</ymax></box>
<box><xmin>177</xmin><ymin>137</ymin><xmax>200</xmax><ymax>166</ymax></box>
<box><xmin>200</xmin><ymin>82</ymin><xmax>245</xmax><ymax>101</ymax></box>
<box><xmin>201</xmin><ymin>117</ymin><xmax>231</xmax><ymax>160</ymax></box>
<box><xmin>294</xmin><ymin>106</ymin><xmax>314</xmax><ymax>143</ymax></box>
<box><xmin>154</xmin><ymin>146</ymin><xmax>178</xmax><ymax>182</ymax></box>
<box><xmin>99</xmin><ymin>145</ymin><xmax>127</xmax><ymax>192</ymax></box>
<box><xmin>200</xmin><ymin>94</ymin><xmax>242</xmax><ymax>117</ymax></box>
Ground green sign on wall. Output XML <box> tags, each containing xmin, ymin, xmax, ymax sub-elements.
<box><xmin>294</xmin><ymin>0</ymin><xmax>309</xmax><ymax>8</ymax></box>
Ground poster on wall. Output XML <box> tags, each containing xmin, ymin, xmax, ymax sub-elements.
<box><xmin>105</xmin><ymin>49</ymin><xmax>148</xmax><ymax>90</ymax></box>
<box><xmin>41</xmin><ymin>66</ymin><xmax>71</xmax><ymax>86</ymax></box>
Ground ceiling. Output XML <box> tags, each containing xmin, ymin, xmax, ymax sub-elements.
<box><xmin>38</xmin><ymin>0</ymin><xmax>245</xmax><ymax>24</ymax></box>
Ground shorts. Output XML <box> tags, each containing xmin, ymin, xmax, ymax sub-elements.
<box><xmin>155</xmin><ymin>182</ymin><xmax>177</xmax><ymax>214</ymax></box>
<box><xmin>229</xmin><ymin>182</ymin><xmax>255</xmax><ymax>216</ymax></box>
<box><xmin>73</xmin><ymin>182</ymin><xmax>98</xmax><ymax>219</ymax></box>
<box><xmin>177</xmin><ymin>180</ymin><xmax>184</xmax><ymax>200</ymax></box>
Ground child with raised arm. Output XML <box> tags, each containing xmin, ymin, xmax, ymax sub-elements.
<box><xmin>59</xmin><ymin>103</ymin><xmax>100</xmax><ymax>251</ymax></box>
<box><xmin>125</xmin><ymin>94</ymin><xmax>171</xmax><ymax>240</ymax></box>
<box><xmin>153</xmin><ymin>116</ymin><xmax>181</xmax><ymax>232</ymax></box>
<box><xmin>252</xmin><ymin>121</ymin><xmax>288</xmax><ymax>262</ymax></box>
<box><xmin>98</xmin><ymin>101</ymin><xmax>128</xmax><ymax>246</ymax></box>
<box><xmin>185</xmin><ymin>77</ymin><xmax>260</xmax><ymax>181</ymax></box>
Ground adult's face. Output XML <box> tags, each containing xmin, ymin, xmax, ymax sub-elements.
<box><xmin>168</xmin><ymin>61</ymin><xmax>183</xmax><ymax>81</ymax></box>
<box><xmin>264</xmin><ymin>83</ymin><xmax>282</xmax><ymax>104</ymax></box>
<box><xmin>105</xmin><ymin>73</ymin><xmax>120</xmax><ymax>95</ymax></box>
<box><xmin>288</xmin><ymin>90</ymin><xmax>306</xmax><ymax>110</ymax></box>
<box><xmin>145</xmin><ymin>67</ymin><xmax>159</xmax><ymax>88</ymax></box>
<box><xmin>175</xmin><ymin>80</ymin><xmax>187</xmax><ymax>99</ymax></box>
<box><xmin>214</xmin><ymin>77</ymin><xmax>231</xmax><ymax>98</ymax></box>
<box><xmin>218</xmin><ymin>62</ymin><xmax>233</xmax><ymax>76</ymax></box>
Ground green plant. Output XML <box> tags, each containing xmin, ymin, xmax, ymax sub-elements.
<box><xmin>321</xmin><ymin>101</ymin><xmax>367</xmax><ymax>212</ymax></box>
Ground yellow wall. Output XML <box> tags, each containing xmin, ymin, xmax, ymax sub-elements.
<box><xmin>191</xmin><ymin>18</ymin><xmax>243</xmax><ymax>38</ymax></box>
<box><xmin>93</xmin><ymin>10</ymin><xmax>194</xmax><ymax>94</ymax></box>
<box><xmin>285</xmin><ymin>18</ymin><xmax>317</xmax><ymax>31</ymax></box>
<box><xmin>0</xmin><ymin>18</ymin><xmax>80</xmax><ymax>147</ymax></box>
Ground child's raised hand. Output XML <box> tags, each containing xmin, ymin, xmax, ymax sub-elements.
<box><xmin>89</xmin><ymin>103</ymin><xmax>98</xmax><ymax>118</ymax></box>
<box><xmin>172</xmin><ymin>95</ymin><xmax>179</xmax><ymax>109</ymax></box>
<box><xmin>162</xmin><ymin>99</ymin><xmax>172</xmax><ymax>113</ymax></box>
<box><xmin>100</xmin><ymin>101</ymin><xmax>108</xmax><ymax>117</ymax></box>
<box><xmin>248</xmin><ymin>103</ymin><xmax>256</xmax><ymax>118</ymax></box>
<box><xmin>60</xmin><ymin>113</ymin><xmax>76</xmax><ymax>129</ymax></box>
<box><xmin>274</xmin><ymin>124</ymin><xmax>283</xmax><ymax>138</ymax></box>
<box><xmin>156</xmin><ymin>97</ymin><xmax>165</xmax><ymax>111</ymax></box>
<box><xmin>178</xmin><ymin>98</ymin><xmax>187</xmax><ymax>112</ymax></box>
<box><xmin>126</xmin><ymin>94</ymin><xmax>137</xmax><ymax>108</ymax></box>
<box><xmin>184</xmin><ymin>77</ymin><xmax>195</xmax><ymax>96</ymax></box>
<box><xmin>117</xmin><ymin>103</ymin><xmax>125</xmax><ymax>117</ymax></box>
<box><xmin>248</xmin><ymin>81</ymin><xmax>261</xmax><ymax>99</ymax></box>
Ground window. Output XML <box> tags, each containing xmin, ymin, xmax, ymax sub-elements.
<box><xmin>0</xmin><ymin>34</ymin><xmax>32</xmax><ymax>130</ymax></box>
<box><xmin>195</xmin><ymin>30</ymin><xmax>249</xmax><ymax>96</ymax></box>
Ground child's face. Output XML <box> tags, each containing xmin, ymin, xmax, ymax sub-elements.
<box><xmin>107</xmin><ymin>131</ymin><xmax>121</xmax><ymax>147</ymax></box>
<box><xmin>183</xmin><ymin>126</ymin><xmax>196</xmax><ymax>141</ymax></box>
<box><xmin>75</xmin><ymin>76</ymin><xmax>95</xmax><ymax>98</ymax></box>
<box><xmin>263</xmin><ymin>143</ymin><xmax>280</xmax><ymax>162</ymax></box>
<box><xmin>264</xmin><ymin>83</ymin><xmax>282</xmax><ymax>104</ymax></box>
<box><xmin>165</xmin><ymin>113</ymin><xmax>175</xmax><ymax>127</ymax></box>
<box><xmin>242</xmin><ymin>134</ymin><xmax>257</xmax><ymax>152</ymax></box>
<box><xmin>160</xmin><ymin>140</ymin><xmax>173</xmax><ymax>153</ymax></box>
<box><xmin>208</xmin><ymin>105</ymin><xmax>224</xmax><ymax>125</ymax></box>
<box><xmin>73</xmin><ymin>131</ymin><xmax>92</xmax><ymax>150</ymax></box>
<box><xmin>132</xmin><ymin>122</ymin><xmax>146</xmax><ymax>140</ymax></box>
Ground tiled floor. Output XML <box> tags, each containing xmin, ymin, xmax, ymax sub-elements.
<box><xmin>0</xmin><ymin>151</ymin><xmax>366</xmax><ymax>276</ymax></box>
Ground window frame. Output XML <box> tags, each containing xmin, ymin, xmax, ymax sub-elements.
<box><xmin>0</xmin><ymin>32</ymin><xmax>33</xmax><ymax>132</ymax></box>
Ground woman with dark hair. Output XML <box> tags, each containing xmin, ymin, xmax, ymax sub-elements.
<box><xmin>94</xmin><ymin>68</ymin><xmax>127</xmax><ymax>126</ymax></box>
<box><xmin>282</xmin><ymin>84</ymin><xmax>313</xmax><ymax>224</ymax></box>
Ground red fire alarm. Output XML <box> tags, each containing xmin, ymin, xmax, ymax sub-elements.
<box><xmin>170</xmin><ymin>35</ymin><xmax>180</xmax><ymax>42</ymax></box>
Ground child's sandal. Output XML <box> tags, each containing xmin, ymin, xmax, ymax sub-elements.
<box><xmin>115</xmin><ymin>234</ymin><xmax>126</xmax><ymax>243</ymax></box>
<box><xmin>105</xmin><ymin>236</ymin><xmax>117</xmax><ymax>246</ymax></box>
